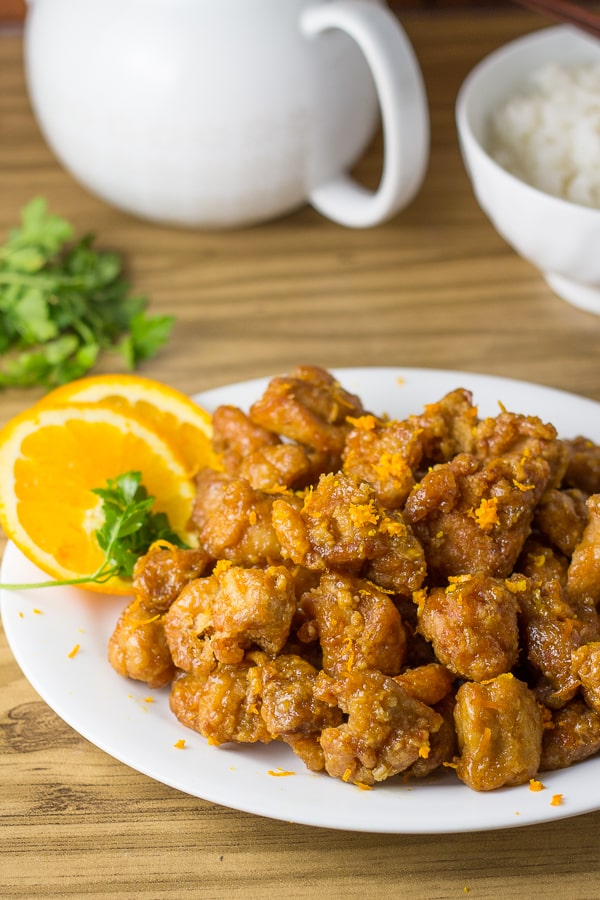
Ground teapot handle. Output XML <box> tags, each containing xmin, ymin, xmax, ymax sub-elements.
<box><xmin>301</xmin><ymin>1</ymin><xmax>429</xmax><ymax>228</ymax></box>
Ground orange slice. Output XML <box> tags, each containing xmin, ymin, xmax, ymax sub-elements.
<box><xmin>36</xmin><ymin>374</ymin><xmax>219</xmax><ymax>476</ymax></box>
<box><xmin>0</xmin><ymin>402</ymin><xmax>197</xmax><ymax>594</ymax></box>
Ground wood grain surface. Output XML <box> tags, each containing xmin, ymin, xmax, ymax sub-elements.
<box><xmin>2</xmin><ymin>9</ymin><xmax>600</xmax><ymax>899</ymax></box>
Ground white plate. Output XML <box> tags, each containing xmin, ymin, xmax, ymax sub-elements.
<box><xmin>2</xmin><ymin>367</ymin><xmax>600</xmax><ymax>833</ymax></box>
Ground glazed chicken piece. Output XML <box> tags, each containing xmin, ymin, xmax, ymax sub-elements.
<box><xmin>164</xmin><ymin>564</ymin><xmax>296</xmax><ymax>668</ymax></box>
<box><xmin>315</xmin><ymin>669</ymin><xmax>442</xmax><ymax>786</ymax></box>
<box><xmin>107</xmin><ymin>545</ymin><xmax>211</xmax><ymax>688</ymax></box>
<box><xmin>394</xmin><ymin>662</ymin><xmax>455</xmax><ymax>707</ymax></box>
<box><xmin>407</xmin><ymin>388</ymin><xmax>479</xmax><ymax>467</ymax></box>
<box><xmin>515</xmin><ymin>573</ymin><xmax>598</xmax><ymax>709</ymax></box>
<box><xmin>473</xmin><ymin>410</ymin><xmax>567</xmax><ymax>488</ymax></box>
<box><xmin>272</xmin><ymin>471</ymin><xmax>426</xmax><ymax>596</ymax></box>
<box><xmin>210</xmin><ymin>564</ymin><xmax>297</xmax><ymax>662</ymax></box>
<box><xmin>571</xmin><ymin>642</ymin><xmax>600</xmax><ymax>715</ymax></box>
<box><xmin>563</xmin><ymin>435</ymin><xmax>600</xmax><ymax>495</ymax></box>
<box><xmin>162</xmin><ymin>576</ymin><xmax>219</xmax><ymax>676</ymax></box>
<box><xmin>169</xmin><ymin>662</ymin><xmax>272</xmax><ymax>745</ymax></box>
<box><xmin>416</xmin><ymin>573</ymin><xmax>520</xmax><ymax>682</ymax></box>
<box><xmin>108</xmin><ymin>599</ymin><xmax>177</xmax><ymax>688</ymax></box>
<box><xmin>132</xmin><ymin>545</ymin><xmax>212</xmax><ymax>612</ymax></box>
<box><xmin>404</xmin><ymin>450</ymin><xmax>551</xmax><ymax>582</ymax></box>
<box><xmin>540</xmin><ymin>699</ymin><xmax>600</xmax><ymax>771</ymax></box>
<box><xmin>300</xmin><ymin>571</ymin><xmax>407</xmax><ymax>678</ymax></box>
<box><xmin>191</xmin><ymin>468</ymin><xmax>301</xmax><ymax>566</ymax></box>
<box><xmin>248</xmin><ymin>653</ymin><xmax>343</xmax><ymax>771</ymax></box>
<box><xmin>533</xmin><ymin>488</ymin><xmax>589</xmax><ymax>557</ymax></box>
<box><xmin>403</xmin><ymin>693</ymin><xmax>458</xmax><ymax>780</ymax></box>
<box><xmin>341</xmin><ymin>414</ymin><xmax>423</xmax><ymax>508</ymax></box>
<box><xmin>248</xmin><ymin>365</ymin><xmax>366</xmax><ymax>473</ymax></box>
<box><xmin>567</xmin><ymin>495</ymin><xmax>600</xmax><ymax>608</ymax></box>
<box><xmin>454</xmin><ymin>674</ymin><xmax>544</xmax><ymax>791</ymax></box>
<box><xmin>212</xmin><ymin>404</ymin><xmax>315</xmax><ymax>490</ymax></box>
<box><xmin>212</xmin><ymin>404</ymin><xmax>280</xmax><ymax>471</ymax></box>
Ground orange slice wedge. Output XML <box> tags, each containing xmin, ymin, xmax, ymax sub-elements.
<box><xmin>0</xmin><ymin>402</ymin><xmax>197</xmax><ymax>594</ymax></box>
<box><xmin>36</xmin><ymin>374</ymin><xmax>219</xmax><ymax>476</ymax></box>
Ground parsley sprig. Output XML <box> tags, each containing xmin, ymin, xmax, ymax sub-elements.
<box><xmin>0</xmin><ymin>197</ymin><xmax>175</xmax><ymax>389</ymax></box>
<box><xmin>1</xmin><ymin>471</ymin><xmax>188</xmax><ymax>591</ymax></box>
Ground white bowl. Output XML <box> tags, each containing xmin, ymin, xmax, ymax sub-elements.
<box><xmin>456</xmin><ymin>25</ymin><xmax>600</xmax><ymax>315</ymax></box>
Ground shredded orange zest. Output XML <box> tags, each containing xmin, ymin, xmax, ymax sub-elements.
<box><xmin>143</xmin><ymin>696</ymin><xmax>154</xmax><ymax>704</ymax></box>
<box><xmin>418</xmin><ymin>744</ymin><xmax>430</xmax><ymax>759</ymax></box>
<box><xmin>207</xmin><ymin>736</ymin><xmax>221</xmax><ymax>746</ymax></box>
<box><xmin>68</xmin><ymin>643</ymin><xmax>80</xmax><ymax>659</ymax></box>
<box><xmin>529</xmin><ymin>778</ymin><xmax>545</xmax><ymax>792</ymax></box>
<box><xmin>33</xmin><ymin>609</ymin><xmax>43</xmax><ymax>615</ymax></box>
<box><xmin>505</xmin><ymin>578</ymin><xmax>528</xmax><ymax>594</ymax></box>
<box><xmin>346</xmin><ymin>414</ymin><xmax>378</xmax><ymax>430</ymax></box>
<box><xmin>18</xmin><ymin>611</ymin><xmax>24</xmax><ymax>619</ymax></box>
<box><xmin>342</xmin><ymin>768</ymin><xmax>353</xmax><ymax>783</ymax></box>
<box><xmin>173</xmin><ymin>739</ymin><xmax>186</xmax><ymax>749</ymax></box>
<box><xmin>213</xmin><ymin>559</ymin><xmax>233</xmax><ymax>575</ymax></box>
<box><xmin>380</xmin><ymin>519</ymin><xmax>407</xmax><ymax>538</ymax></box>
<box><xmin>354</xmin><ymin>782</ymin><xmax>373</xmax><ymax>791</ymax></box>
<box><xmin>373</xmin><ymin>452</ymin><xmax>409</xmax><ymax>481</ymax></box>
<box><xmin>268</xmin><ymin>768</ymin><xmax>295</xmax><ymax>777</ymax></box>
<box><xmin>513</xmin><ymin>479</ymin><xmax>535</xmax><ymax>492</ymax></box>
<box><xmin>471</xmin><ymin>496</ymin><xmax>499</xmax><ymax>531</ymax></box>
<box><xmin>248</xmin><ymin>510</ymin><xmax>258</xmax><ymax>525</ymax></box>
<box><xmin>448</xmin><ymin>574</ymin><xmax>472</xmax><ymax>584</ymax></box>
<box><xmin>533</xmin><ymin>554</ymin><xmax>546</xmax><ymax>568</ymax></box>
<box><xmin>443</xmin><ymin>761</ymin><xmax>458</xmax><ymax>769</ymax></box>
<box><xmin>550</xmin><ymin>794</ymin><xmax>563</xmax><ymax>807</ymax></box>
<box><xmin>349</xmin><ymin>501</ymin><xmax>379</xmax><ymax>528</ymax></box>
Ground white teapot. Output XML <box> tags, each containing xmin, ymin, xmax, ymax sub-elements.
<box><xmin>24</xmin><ymin>0</ymin><xmax>429</xmax><ymax>229</ymax></box>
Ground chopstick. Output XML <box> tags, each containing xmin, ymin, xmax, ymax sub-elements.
<box><xmin>512</xmin><ymin>0</ymin><xmax>600</xmax><ymax>39</ymax></box>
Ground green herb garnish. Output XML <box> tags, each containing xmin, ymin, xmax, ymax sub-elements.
<box><xmin>0</xmin><ymin>197</ymin><xmax>174</xmax><ymax>389</ymax></box>
<box><xmin>1</xmin><ymin>471</ymin><xmax>188</xmax><ymax>591</ymax></box>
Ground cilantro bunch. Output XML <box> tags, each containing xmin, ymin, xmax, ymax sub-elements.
<box><xmin>0</xmin><ymin>197</ymin><xmax>174</xmax><ymax>389</ymax></box>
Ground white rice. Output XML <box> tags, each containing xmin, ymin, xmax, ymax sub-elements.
<box><xmin>489</xmin><ymin>62</ymin><xmax>600</xmax><ymax>208</ymax></box>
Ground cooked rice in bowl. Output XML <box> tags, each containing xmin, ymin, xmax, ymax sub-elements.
<box><xmin>489</xmin><ymin>62</ymin><xmax>600</xmax><ymax>209</ymax></box>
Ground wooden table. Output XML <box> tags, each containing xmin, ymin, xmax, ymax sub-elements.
<box><xmin>2</xmin><ymin>9</ymin><xmax>600</xmax><ymax>898</ymax></box>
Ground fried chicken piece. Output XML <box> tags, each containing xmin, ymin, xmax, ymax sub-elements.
<box><xmin>248</xmin><ymin>653</ymin><xmax>343</xmax><ymax>772</ymax></box>
<box><xmin>563</xmin><ymin>435</ymin><xmax>600</xmax><ymax>495</ymax></box>
<box><xmin>533</xmin><ymin>488</ymin><xmax>589</xmax><ymax>558</ymax></box>
<box><xmin>394</xmin><ymin>662</ymin><xmax>455</xmax><ymax>706</ymax></box>
<box><xmin>515</xmin><ymin>573</ymin><xmax>598</xmax><ymax>709</ymax></box>
<box><xmin>272</xmin><ymin>472</ymin><xmax>426</xmax><ymax>596</ymax></box>
<box><xmin>301</xmin><ymin>572</ymin><xmax>406</xmax><ymax>678</ymax></box>
<box><xmin>567</xmin><ymin>495</ymin><xmax>600</xmax><ymax>608</ymax></box>
<box><xmin>108</xmin><ymin>600</ymin><xmax>176</xmax><ymax>688</ymax></box>
<box><xmin>416</xmin><ymin>573</ymin><xmax>519</xmax><ymax>682</ymax></box>
<box><xmin>191</xmin><ymin>468</ymin><xmax>300</xmax><ymax>566</ymax></box>
<box><xmin>403</xmin><ymin>693</ymin><xmax>458</xmax><ymax>780</ymax></box>
<box><xmin>132</xmin><ymin>546</ymin><xmax>212</xmax><ymax>612</ymax></box>
<box><xmin>404</xmin><ymin>451</ymin><xmax>551</xmax><ymax>582</ymax></box>
<box><xmin>341</xmin><ymin>414</ymin><xmax>423</xmax><ymax>508</ymax></box>
<box><xmin>169</xmin><ymin>663</ymin><xmax>272</xmax><ymax>745</ymax></box>
<box><xmin>210</xmin><ymin>564</ymin><xmax>296</xmax><ymax>663</ymax></box>
<box><xmin>212</xmin><ymin>404</ymin><xmax>316</xmax><ymax>490</ymax></box>
<box><xmin>540</xmin><ymin>699</ymin><xmax>600</xmax><ymax>771</ymax></box>
<box><xmin>571</xmin><ymin>642</ymin><xmax>600</xmax><ymax>714</ymax></box>
<box><xmin>249</xmin><ymin>365</ymin><xmax>366</xmax><ymax>472</ymax></box>
<box><xmin>212</xmin><ymin>404</ymin><xmax>280</xmax><ymax>471</ymax></box>
<box><xmin>162</xmin><ymin>577</ymin><xmax>218</xmax><ymax>676</ymax></box>
<box><xmin>454</xmin><ymin>674</ymin><xmax>543</xmax><ymax>791</ymax></box>
<box><xmin>408</xmin><ymin>388</ymin><xmax>478</xmax><ymax>466</ymax></box>
<box><xmin>517</xmin><ymin>536</ymin><xmax>569</xmax><ymax>587</ymax></box>
<box><xmin>473</xmin><ymin>411</ymin><xmax>567</xmax><ymax>488</ymax></box>
<box><xmin>164</xmin><ymin>564</ymin><xmax>296</xmax><ymax>668</ymax></box>
<box><xmin>315</xmin><ymin>670</ymin><xmax>443</xmax><ymax>786</ymax></box>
